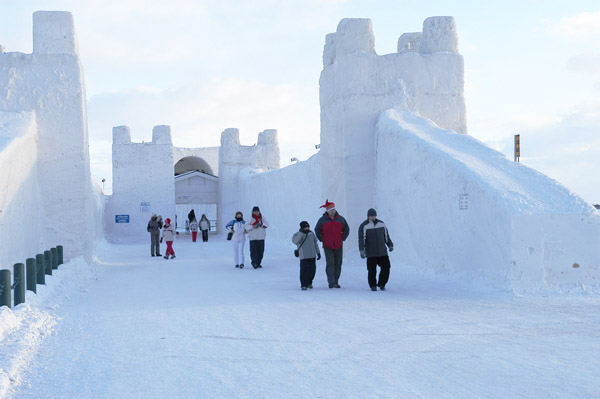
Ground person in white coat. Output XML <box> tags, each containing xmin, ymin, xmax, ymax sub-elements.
<box><xmin>245</xmin><ymin>206</ymin><xmax>268</xmax><ymax>269</ymax></box>
<box><xmin>225</xmin><ymin>211</ymin><xmax>247</xmax><ymax>269</ymax></box>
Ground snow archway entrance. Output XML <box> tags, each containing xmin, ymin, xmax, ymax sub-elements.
<box><xmin>174</xmin><ymin>158</ymin><xmax>219</xmax><ymax>233</ymax></box>
<box><xmin>174</xmin><ymin>156</ymin><xmax>214</xmax><ymax>176</ymax></box>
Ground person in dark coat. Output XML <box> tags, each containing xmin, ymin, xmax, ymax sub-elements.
<box><xmin>358</xmin><ymin>208</ymin><xmax>394</xmax><ymax>291</ymax></box>
<box><xmin>292</xmin><ymin>221</ymin><xmax>321</xmax><ymax>290</ymax></box>
<box><xmin>188</xmin><ymin>209</ymin><xmax>196</xmax><ymax>225</ymax></box>
<box><xmin>147</xmin><ymin>214</ymin><xmax>162</xmax><ymax>257</ymax></box>
<box><xmin>315</xmin><ymin>200</ymin><xmax>350</xmax><ymax>288</ymax></box>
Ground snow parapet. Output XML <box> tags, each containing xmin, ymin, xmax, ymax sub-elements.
<box><xmin>376</xmin><ymin>110</ymin><xmax>600</xmax><ymax>293</ymax></box>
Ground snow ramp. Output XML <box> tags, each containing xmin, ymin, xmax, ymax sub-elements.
<box><xmin>376</xmin><ymin>110</ymin><xmax>600</xmax><ymax>293</ymax></box>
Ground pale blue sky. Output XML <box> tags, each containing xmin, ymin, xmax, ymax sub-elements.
<box><xmin>1</xmin><ymin>0</ymin><xmax>599</xmax><ymax>201</ymax></box>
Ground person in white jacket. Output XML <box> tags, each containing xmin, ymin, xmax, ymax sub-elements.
<box><xmin>161</xmin><ymin>218</ymin><xmax>178</xmax><ymax>259</ymax></box>
<box><xmin>225</xmin><ymin>211</ymin><xmax>247</xmax><ymax>269</ymax></box>
<box><xmin>245</xmin><ymin>206</ymin><xmax>268</xmax><ymax>269</ymax></box>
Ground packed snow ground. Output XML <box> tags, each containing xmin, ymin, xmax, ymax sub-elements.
<box><xmin>2</xmin><ymin>236</ymin><xmax>600</xmax><ymax>399</ymax></box>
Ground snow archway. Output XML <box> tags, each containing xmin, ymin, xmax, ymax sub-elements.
<box><xmin>174</xmin><ymin>156</ymin><xmax>214</xmax><ymax>176</ymax></box>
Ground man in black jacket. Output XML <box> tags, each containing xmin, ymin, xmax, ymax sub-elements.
<box><xmin>358</xmin><ymin>208</ymin><xmax>394</xmax><ymax>291</ymax></box>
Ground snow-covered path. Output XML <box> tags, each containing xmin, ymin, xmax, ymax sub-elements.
<box><xmin>10</xmin><ymin>237</ymin><xmax>600</xmax><ymax>399</ymax></box>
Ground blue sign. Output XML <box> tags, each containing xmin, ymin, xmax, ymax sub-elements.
<box><xmin>115</xmin><ymin>215</ymin><xmax>130</xmax><ymax>223</ymax></box>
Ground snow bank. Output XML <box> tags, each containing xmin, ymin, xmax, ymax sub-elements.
<box><xmin>237</xmin><ymin>153</ymin><xmax>322</xmax><ymax>244</ymax></box>
<box><xmin>376</xmin><ymin>110</ymin><xmax>600</xmax><ymax>293</ymax></box>
<box><xmin>0</xmin><ymin>255</ymin><xmax>100</xmax><ymax>398</ymax></box>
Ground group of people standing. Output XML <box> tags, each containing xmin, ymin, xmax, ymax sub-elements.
<box><xmin>225</xmin><ymin>206</ymin><xmax>268</xmax><ymax>269</ymax></box>
<box><xmin>187</xmin><ymin>209</ymin><xmax>212</xmax><ymax>243</ymax></box>
<box><xmin>293</xmin><ymin>200</ymin><xmax>394</xmax><ymax>291</ymax></box>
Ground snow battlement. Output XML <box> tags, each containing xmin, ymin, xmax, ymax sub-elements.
<box><xmin>33</xmin><ymin>11</ymin><xmax>79</xmax><ymax>55</ymax></box>
<box><xmin>219</xmin><ymin>128</ymin><xmax>280</xmax><ymax>171</ymax></box>
<box><xmin>152</xmin><ymin>125</ymin><xmax>172</xmax><ymax>144</ymax></box>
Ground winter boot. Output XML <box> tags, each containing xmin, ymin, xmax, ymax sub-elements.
<box><xmin>308</xmin><ymin>284</ymin><xmax>313</xmax><ymax>289</ymax></box>
<box><xmin>164</xmin><ymin>255</ymin><xmax>169</xmax><ymax>259</ymax></box>
<box><xmin>301</xmin><ymin>286</ymin><xmax>308</xmax><ymax>291</ymax></box>
<box><xmin>240</xmin><ymin>264</ymin><xmax>245</xmax><ymax>269</ymax></box>
<box><xmin>370</xmin><ymin>286</ymin><xmax>377</xmax><ymax>291</ymax></box>
<box><xmin>171</xmin><ymin>255</ymin><xmax>176</xmax><ymax>259</ymax></box>
<box><xmin>235</xmin><ymin>264</ymin><xmax>240</xmax><ymax>268</ymax></box>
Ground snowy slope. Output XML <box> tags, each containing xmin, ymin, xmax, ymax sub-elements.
<box><xmin>376</xmin><ymin>110</ymin><xmax>600</xmax><ymax>293</ymax></box>
<box><xmin>2</xmin><ymin>238</ymin><xmax>599</xmax><ymax>399</ymax></box>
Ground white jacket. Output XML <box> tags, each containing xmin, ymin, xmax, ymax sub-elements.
<box><xmin>245</xmin><ymin>215</ymin><xmax>269</xmax><ymax>241</ymax></box>
<box><xmin>162</xmin><ymin>224</ymin><xmax>176</xmax><ymax>241</ymax></box>
<box><xmin>227</xmin><ymin>220</ymin><xmax>247</xmax><ymax>242</ymax></box>
<box><xmin>190</xmin><ymin>221</ymin><xmax>199</xmax><ymax>231</ymax></box>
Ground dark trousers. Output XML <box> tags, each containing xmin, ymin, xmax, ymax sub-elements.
<box><xmin>150</xmin><ymin>233</ymin><xmax>160</xmax><ymax>255</ymax></box>
<box><xmin>299</xmin><ymin>258</ymin><xmax>316</xmax><ymax>287</ymax></box>
<box><xmin>249</xmin><ymin>239</ymin><xmax>265</xmax><ymax>267</ymax></box>
<box><xmin>202</xmin><ymin>230</ymin><xmax>209</xmax><ymax>242</ymax></box>
<box><xmin>367</xmin><ymin>256</ymin><xmax>391</xmax><ymax>288</ymax></box>
<box><xmin>324</xmin><ymin>247</ymin><xmax>343</xmax><ymax>285</ymax></box>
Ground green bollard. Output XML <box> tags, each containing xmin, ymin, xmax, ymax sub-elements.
<box><xmin>26</xmin><ymin>258</ymin><xmax>37</xmax><ymax>294</ymax></box>
<box><xmin>51</xmin><ymin>247</ymin><xmax>58</xmax><ymax>270</ymax></box>
<box><xmin>0</xmin><ymin>269</ymin><xmax>10</xmax><ymax>308</ymax></box>
<box><xmin>13</xmin><ymin>263</ymin><xmax>25</xmax><ymax>307</ymax></box>
<box><xmin>36</xmin><ymin>254</ymin><xmax>46</xmax><ymax>285</ymax></box>
<box><xmin>44</xmin><ymin>250</ymin><xmax>52</xmax><ymax>276</ymax></box>
<box><xmin>57</xmin><ymin>245</ymin><xmax>64</xmax><ymax>265</ymax></box>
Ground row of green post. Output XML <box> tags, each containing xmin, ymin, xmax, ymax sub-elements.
<box><xmin>0</xmin><ymin>245</ymin><xmax>64</xmax><ymax>309</ymax></box>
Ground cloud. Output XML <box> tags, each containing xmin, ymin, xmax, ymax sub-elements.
<box><xmin>88</xmin><ymin>79</ymin><xmax>320</xmax><ymax>193</ymax></box>
<box><xmin>567</xmin><ymin>53</ymin><xmax>600</xmax><ymax>75</ymax></box>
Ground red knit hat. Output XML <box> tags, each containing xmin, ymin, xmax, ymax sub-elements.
<box><xmin>320</xmin><ymin>199</ymin><xmax>335</xmax><ymax>211</ymax></box>
<box><xmin>165</xmin><ymin>218</ymin><xmax>171</xmax><ymax>224</ymax></box>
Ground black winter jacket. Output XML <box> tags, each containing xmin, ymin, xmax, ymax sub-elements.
<box><xmin>358</xmin><ymin>219</ymin><xmax>393</xmax><ymax>258</ymax></box>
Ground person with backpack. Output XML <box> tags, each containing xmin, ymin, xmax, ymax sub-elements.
<box><xmin>315</xmin><ymin>200</ymin><xmax>350</xmax><ymax>289</ymax></box>
<box><xmin>358</xmin><ymin>208</ymin><xmax>394</xmax><ymax>291</ymax></box>
<box><xmin>147</xmin><ymin>214</ymin><xmax>162</xmax><ymax>257</ymax></box>
<box><xmin>292</xmin><ymin>221</ymin><xmax>321</xmax><ymax>290</ymax></box>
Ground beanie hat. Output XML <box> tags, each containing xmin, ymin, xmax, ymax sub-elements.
<box><xmin>252</xmin><ymin>206</ymin><xmax>260</xmax><ymax>212</ymax></box>
<box><xmin>367</xmin><ymin>208</ymin><xmax>377</xmax><ymax>217</ymax></box>
<box><xmin>165</xmin><ymin>218</ymin><xmax>171</xmax><ymax>224</ymax></box>
<box><xmin>320</xmin><ymin>199</ymin><xmax>336</xmax><ymax>212</ymax></box>
<box><xmin>300</xmin><ymin>221</ymin><xmax>310</xmax><ymax>229</ymax></box>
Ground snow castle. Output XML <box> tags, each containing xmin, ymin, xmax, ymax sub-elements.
<box><xmin>0</xmin><ymin>11</ymin><xmax>599</xmax><ymax>293</ymax></box>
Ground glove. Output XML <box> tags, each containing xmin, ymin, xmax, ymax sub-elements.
<box><xmin>360</xmin><ymin>250</ymin><xmax>366</xmax><ymax>259</ymax></box>
<box><xmin>317</xmin><ymin>253</ymin><xmax>321</xmax><ymax>260</ymax></box>
<box><xmin>389</xmin><ymin>246</ymin><xmax>394</xmax><ymax>252</ymax></box>
<box><xmin>160</xmin><ymin>238</ymin><xmax>163</xmax><ymax>243</ymax></box>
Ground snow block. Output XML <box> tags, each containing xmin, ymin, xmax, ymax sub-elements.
<box><xmin>375</xmin><ymin>110</ymin><xmax>600</xmax><ymax>293</ymax></box>
<box><xmin>33</xmin><ymin>11</ymin><xmax>78</xmax><ymax>55</ymax></box>
<box><xmin>419</xmin><ymin>16</ymin><xmax>458</xmax><ymax>54</ymax></box>
<box><xmin>397</xmin><ymin>32</ymin><xmax>421</xmax><ymax>53</ymax></box>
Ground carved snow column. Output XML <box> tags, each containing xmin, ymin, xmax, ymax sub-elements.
<box><xmin>32</xmin><ymin>11</ymin><xmax>95</xmax><ymax>259</ymax></box>
<box><xmin>319</xmin><ymin>18</ymin><xmax>378</xmax><ymax>236</ymax></box>
<box><xmin>217</xmin><ymin>129</ymin><xmax>242</xmax><ymax>234</ymax></box>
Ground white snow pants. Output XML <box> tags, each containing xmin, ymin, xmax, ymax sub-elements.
<box><xmin>233</xmin><ymin>240</ymin><xmax>245</xmax><ymax>266</ymax></box>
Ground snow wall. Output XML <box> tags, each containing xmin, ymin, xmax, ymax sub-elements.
<box><xmin>237</xmin><ymin>153</ymin><xmax>322</xmax><ymax>245</ymax></box>
<box><xmin>0</xmin><ymin>11</ymin><xmax>102</xmax><ymax>262</ymax></box>
<box><xmin>218</xmin><ymin>128</ymin><xmax>280</xmax><ymax>234</ymax></box>
<box><xmin>376</xmin><ymin>110</ymin><xmax>600</xmax><ymax>292</ymax></box>
<box><xmin>105</xmin><ymin>125</ymin><xmax>176</xmax><ymax>242</ymax></box>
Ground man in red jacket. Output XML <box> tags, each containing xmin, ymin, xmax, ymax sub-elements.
<box><xmin>315</xmin><ymin>200</ymin><xmax>350</xmax><ymax>288</ymax></box>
